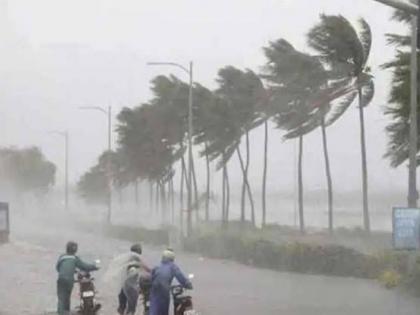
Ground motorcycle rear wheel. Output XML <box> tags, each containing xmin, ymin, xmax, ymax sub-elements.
<box><xmin>79</xmin><ymin>298</ymin><xmax>97</xmax><ymax>315</ymax></box>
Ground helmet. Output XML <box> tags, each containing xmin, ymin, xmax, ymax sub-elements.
<box><xmin>130</xmin><ymin>243</ymin><xmax>142</xmax><ymax>255</ymax></box>
<box><xmin>66</xmin><ymin>241</ymin><xmax>78</xmax><ymax>255</ymax></box>
<box><xmin>162</xmin><ymin>248</ymin><xmax>175</xmax><ymax>262</ymax></box>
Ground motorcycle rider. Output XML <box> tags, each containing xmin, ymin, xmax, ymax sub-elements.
<box><xmin>56</xmin><ymin>241</ymin><xmax>99</xmax><ymax>315</ymax></box>
<box><xmin>117</xmin><ymin>243</ymin><xmax>151</xmax><ymax>315</ymax></box>
<box><xmin>149</xmin><ymin>248</ymin><xmax>192</xmax><ymax>315</ymax></box>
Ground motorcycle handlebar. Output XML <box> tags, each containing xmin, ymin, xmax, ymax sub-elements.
<box><xmin>170</xmin><ymin>284</ymin><xmax>193</xmax><ymax>295</ymax></box>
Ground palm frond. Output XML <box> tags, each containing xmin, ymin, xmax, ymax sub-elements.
<box><xmin>359</xmin><ymin>78</ymin><xmax>375</xmax><ymax>108</ymax></box>
<box><xmin>325</xmin><ymin>91</ymin><xmax>358</xmax><ymax>126</ymax></box>
<box><xmin>216</xmin><ymin>143</ymin><xmax>238</xmax><ymax>170</ymax></box>
<box><xmin>385</xmin><ymin>33</ymin><xmax>411</xmax><ymax>47</ymax></box>
<box><xmin>283</xmin><ymin>109</ymin><xmax>325</xmax><ymax>139</ymax></box>
<box><xmin>358</xmin><ymin>18</ymin><xmax>372</xmax><ymax>68</ymax></box>
<box><xmin>308</xmin><ymin>15</ymin><xmax>364</xmax><ymax>75</ymax></box>
<box><xmin>392</xmin><ymin>8</ymin><xmax>412</xmax><ymax>24</ymax></box>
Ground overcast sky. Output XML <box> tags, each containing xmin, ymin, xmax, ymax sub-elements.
<box><xmin>0</xmin><ymin>0</ymin><xmax>411</xmax><ymax>196</ymax></box>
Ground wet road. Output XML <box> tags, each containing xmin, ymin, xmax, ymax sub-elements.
<box><xmin>1</xmin><ymin>215</ymin><xmax>420</xmax><ymax>315</ymax></box>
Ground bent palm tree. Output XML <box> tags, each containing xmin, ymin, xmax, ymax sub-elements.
<box><xmin>215</xmin><ymin>66</ymin><xmax>265</xmax><ymax>226</ymax></box>
<box><xmin>261</xmin><ymin>38</ymin><xmax>330</xmax><ymax>233</ymax></box>
<box><xmin>308</xmin><ymin>15</ymin><xmax>375</xmax><ymax>232</ymax></box>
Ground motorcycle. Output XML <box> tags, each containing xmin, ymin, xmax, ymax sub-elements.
<box><xmin>139</xmin><ymin>274</ymin><xmax>152</xmax><ymax>315</ymax></box>
<box><xmin>140</xmin><ymin>273</ymin><xmax>198</xmax><ymax>315</ymax></box>
<box><xmin>171</xmin><ymin>274</ymin><xmax>198</xmax><ymax>315</ymax></box>
<box><xmin>75</xmin><ymin>262</ymin><xmax>101</xmax><ymax>315</ymax></box>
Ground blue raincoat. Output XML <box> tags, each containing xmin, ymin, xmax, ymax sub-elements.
<box><xmin>149</xmin><ymin>260</ymin><xmax>192</xmax><ymax>315</ymax></box>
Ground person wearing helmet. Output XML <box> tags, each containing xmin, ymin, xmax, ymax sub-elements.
<box><xmin>149</xmin><ymin>248</ymin><xmax>192</xmax><ymax>315</ymax></box>
<box><xmin>56</xmin><ymin>241</ymin><xmax>99</xmax><ymax>315</ymax></box>
<box><xmin>117</xmin><ymin>243</ymin><xmax>151</xmax><ymax>315</ymax></box>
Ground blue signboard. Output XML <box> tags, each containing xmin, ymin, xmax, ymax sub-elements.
<box><xmin>393</xmin><ymin>207</ymin><xmax>420</xmax><ymax>250</ymax></box>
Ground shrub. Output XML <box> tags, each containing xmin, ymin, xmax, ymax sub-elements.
<box><xmin>185</xmin><ymin>230</ymin><xmax>387</xmax><ymax>279</ymax></box>
<box><xmin>379</xmin><ymin>270</ymin><xmax>402</xmax><ymax>289</ymax></box>
<box><xmin>99</xmin><ymin>224</ymin><xmax>170</xmax><ymax>246</ymax></box>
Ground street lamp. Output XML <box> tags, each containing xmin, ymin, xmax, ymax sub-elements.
<box><xmin>371</xmin><ymin>0</ymin><xmax>419</xmax><ymax>207</ymax></box>
<box><xmin>79</xmin><ymin>106</ymin><xmax>113</xmax><ymax>223</ymax></box>
<box><xmin>49</xmin><ymin>130</ymin><xmax>69</xmax><ymax>211</ymax></box>
<box><xmin>147</xmin><ymin>61</ymin><xmax>194</xmax><ymax>236</ymax></box>
<box><xmin>372</xmin><ymin>0</ymin><xmax>418</xmax><ymax>14</ymax></box>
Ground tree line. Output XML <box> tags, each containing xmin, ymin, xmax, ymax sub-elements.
<box><xmin>77</xmin><ymin>12</ymin><xmax>415</xmax><ymax>234</ymax></box>
<box><xmin>0</xmin><ymin>147</ymin><xmax>56</xmax><ymax>198</ymax></box>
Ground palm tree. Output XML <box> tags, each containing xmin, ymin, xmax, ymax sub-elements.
<box><xmin>381</xmin><ymin>9</ymin><xmax>420</xmax><ymax>168</ymax></box>
<box><xmin>147</xmin><ymin>75</ymin><xmax>206</xmax><ymax>220</ymax></box>
<box><xmin>116</xmin><ymin>102</ymin><xmax>183</xmax><ymax>224</ymax></box>
<box><xmin>196</xmin><ymin>91</ymin><xmax>239</xmax><ymax>227</ymax></box>
<box><xmin>0</xmin><ymin>147</ymin><xmax>56</xmax><ymax>199</ymax></box>
<box><xmin>215</xmin><ymin>66</ymin><xmax>265</xmax><ymax>226</ymax></box>
<box><xmin>193</xmin><ymin>83</ymin><xmax>217</xmax><ymax>221</ymax></box>
<box><xmin>262</xmin><ymin>39</ymin><xmax>330</xmax><ymax>233</ymax></box>
<box><xmin>320</xmin><ymin>117</ymin><xmax>333</xmax><ymax>233</ymax></box>
<box><xmin>308</xmin><ymin>15</ymin><xmax>375</xmax><ymax>232</ymax></box>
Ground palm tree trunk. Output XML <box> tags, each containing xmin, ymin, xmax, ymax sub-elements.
<box><xmin>237</xmin><ymin>147</ymin><xmax>247</xmax><ymax>222</ymax></box>
<box><xmin>358</xmin><ymin>88</ymin><xmax>370</xmax><ymax>233</ymax></box>
<box><xmin>237</xmin><ymin>146</ymin><xmax>255</xmax><ymax>226</ymax></box>
<box><xmin>180</xmin><ymin>158</ymin><xmax>186</xmax><ymax>234</ymax></box>
<box><xmin>118</xmin><ymin>187</ymin><xmax>123</xmax><ymax>210</ymax></box>
<box><xmin>298</xmin><ymin>135</ymin><xmax>305</xmax><ymax>234</ymax></box>
<box><xmin>170</xmin><ymin>177</ymin><xmax>175</xmax><ymax>225</ymax></box>
<box><xmin>160</xmin><ymin>182</ymin><xmax>166</xmax><ymax>224</ymax></box>
<box><xmin>135</xmin><ymin>179</ymin><xmax>139</xmax><ymax>207</ymax></box>
<box><xmin>191</xmin><ymin>154</ymin><xmax>199</xmax><ymax>215</ymax></box>
<box><xmin>149</xmin><ymin>180</ymin><xmax>153</xmax><ymax>214</ymax></box>
<box><xmin>225</xmin><ymin>164</ymin><xmax>230</xmax><ymax>223</ymax></box>
<box><xmin>180</xmin><ymin>156</ymin><xmax>187</xmax><ymax>209</ymax></box>
<box><xmin>205</xmin><ymin>142</ymin><xmax>211</xmax><ymax>221</ymax></box>
<box><xmin>155</xmin><ymin>182</ymin><xmax>160</xmax><ymax>215</ymax></box>
<box><xmin>262</xmin><ymin>120</ymin><xmax>269</xmax><ymax>228</ymax></box>
<box><xmin>245</xmin><ymin>131</ymin><xmax>255</xmax><ymax>226</ymax></box>
<box><xmin>321</xmin><ymin>119</ymin><xmax>334</xmax><ymax>234</ymax></box>
<box><xmin>222</xmin><ymin>163</ymin><xmax>226</xmax><ymax>229</ymax></box>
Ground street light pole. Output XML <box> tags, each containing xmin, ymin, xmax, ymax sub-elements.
<box><xmin>372</xmin><ymin>0</ymin><xmax>418</xmax><ymax>14</ymax></box>
<box><xmin>107</xmin><ymin>106</ymin><xmax>112</xmax><ymax>223</ymax></box>
<box><xmin>64</xmin><ymin>131</ymin><xmax>69</xmax><ymax>211</ymax></box>
<box><xmin>147</xmin><ymin>61</ymin><xmax>194</xmax><ymax>236</ymax></box>
<box><xmin>79</xmin><ymin>106</ymin><xmax>113</xmax><ymax>223</ymax></box>
<box><xmin>49</xmin><ymin>130</ymin><xmax>69</xmax><ymax>211</ymax></box>
<box><xmin>187</xmin><ymin>61</ymin><xmax>194</xmax><ymax>236</ymax></box>
<box><xmin>409</xmin><ymin>13</ymin><xmax>418</xmax><ymax>207</ymax></box>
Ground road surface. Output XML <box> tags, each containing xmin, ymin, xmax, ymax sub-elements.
<box><xmin>1</xmin><ymin>214</ymin><xmax>420</xmax><ymax>315</ymax></box>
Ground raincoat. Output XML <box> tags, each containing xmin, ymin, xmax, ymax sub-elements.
<box><xmin>55</xmin><ymin>254</ymin><xmax>98</xmax><ymax>315</ymax></box>
<box><xmin>103</xmin><ymin>252</ymin><xmax>150</xmax><ymax>315</ymax></box>
<box><xmin>149</xmin><ymin>260</ymin><xmax>192</xmax><ymax>315</ymax></box>
<box><xmin>122</xmin><ymin>257</ymin><xmax>151</xmax><ymax>314</ymax></box>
